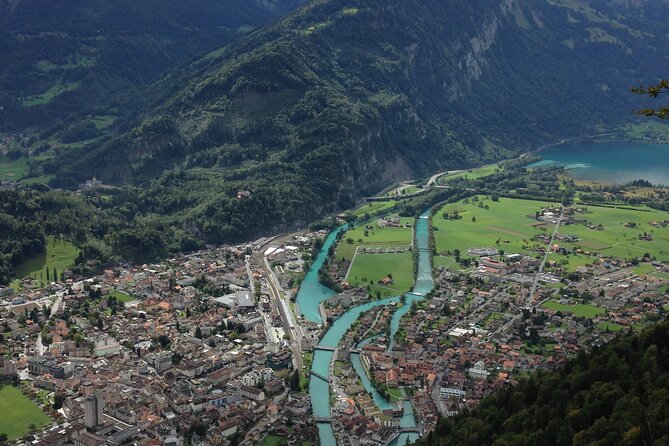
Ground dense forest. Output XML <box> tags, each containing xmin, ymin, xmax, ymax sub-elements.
<box><xmin>0</xmin><ymin>0</ymin><xmax>305</xmax><ymax>131</ymax></box>
<box><xmin>419</xmin><ymin>320</ymin><xmax>669</xmax><ymax>446</ymax></box>
<box><xmin>0</xmin><ymin>187</ymin><xmax>199</xmax><ymax>284</ymax></box>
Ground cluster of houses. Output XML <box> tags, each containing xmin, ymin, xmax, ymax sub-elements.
<box><xmin>0</xmin><ymin>242</ymin><xmax>324</xmax><ymax>446</ymax></box>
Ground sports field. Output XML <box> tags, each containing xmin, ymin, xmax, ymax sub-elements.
<box><xmin>0</xmin><ymin>386</ymin><xmax>51</xmax><ymax>441</ymax></box>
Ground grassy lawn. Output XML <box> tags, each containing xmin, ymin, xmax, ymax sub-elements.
<box><xmin>352</xmin><ymin>200</ymin><xmax>398</xmax><ymax>218</ymax></box>
<box><xmin>300</xmin><ymin>352</ymin><xmax>313</xmax><ymax>393</ymax></box>
<box><xmin>336</xmin><ymin>221</ymin><xmax>412</xmax><ymax>261</ymax></box>
<box><xmin>0</xmin><ymin>156</ymin><xmax>30</xmax><ymax>180</ymax></box>
<box><xmin>433</xmin><ymin>255</ymin><xmax>459</xmax><ymax>270</ymax></box>
<box><xmin>0</xmin><ymin>386</ymin><xmax>51</xmax><ymax>441</ymax></box>
<box><xmin>346</xmin><ymin>252</ymin><xmax>413</xmax><ymax>298</ymax></box>
<box><xmin>384</xmin><ymin>386</ymin><xmax>403</xmax><ymax>402</ymax></box>
<box><xmin>633</xmin><ymin>263</ymin><xmax>656</xmax><ymax>275</ymax></box>
<box><xmin>23</xmin><ymin>81</ymin><xmax>81</xmax><ymax>107</ymax></box>
<box><xmin>542</xmin><ymin>301</ymin><xmax>605</xmax><ymax>318</ymax></box>
<box><xmin>109</xmin><ymin>290</ymin><xmax>135</xmax><ymax>304</ymax></box>
<box><xmin>11</xmin><ymin>237</ymin><xmax>79</xmax><ymax>290</ymax></box>
<box><xmin>597</xmin><ymin>321</ymin><xmax>624</xmax><ymax>332</ymax></box>
<box><xmin>258</xmin><ymin>434</ymin><xmax>289</xmax><ymax>446</ymax></box>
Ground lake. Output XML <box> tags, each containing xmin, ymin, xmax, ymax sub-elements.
<box><xmin>530</xmin><ymin>141</ymin><xmax>669</xmax><ymax>185</ymax></box>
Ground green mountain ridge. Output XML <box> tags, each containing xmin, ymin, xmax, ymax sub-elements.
<box><xmin>42</xmin><ymin>0</ymin><xmax>669</xmax><ymax>243</ymax></box>
<box><xmin>0</xmin><ymin>0</ymin><xmax>305</xmax><ymax>131</ymax></box>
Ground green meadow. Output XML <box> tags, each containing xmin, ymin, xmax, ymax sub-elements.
<box><xmin>433</xmin><ymin>195</ymin><xmax>558</xmax><ymax>257</ymax></box>
<box><xmin>542</xmin><ymin>301</ymin><xmax>605</xmax><ymax>318</ymax></box>
<box><xmin>557</xmin><ymin>204</ymin><xmax>669</xmax><ymax>262</ymax></box>
<box><xmin>352</xmin><ymin>200</ymin><xmax>397</xmax><ymax>218</ymax></box>
<box><xmin>109</xmin><ymin>290</ymin><xmax>135</xmax><ymax>304</ymax></box>
<box><xmin>336</xmin><ymin>217</ymin><xmax>413</xmax><ymax>260</ymax></box>
<box><xmin>0</xmin><ymin>156</ymin><xmax>30</xmax><ymax>180</ymax></box>
<box><xmin>346</xmin><ymin>252</ymin><xmax>414</xmax><ymax>298</ymax></box>
<box><xmin>11</xmin><ymin>237</ymin><xmax>79</xmax><ymax>290</ymax></box>
<box><xmin>0</xmin><ymin>386</ymin><xmax>51</xmax><ymax>441</ymax></box>
<box><xmin>23</xmin><ymin>81</ymin><xmax>81</xmax><ymax>107</ymax></box>
<box><xmin>438</xmin><ymin>164</ymin><xmax>501</xmax><ymax>183</ymax></box>
<box><xmin>432</xmin><ymin>196</ymin><xmax>669</xmax><ymax>271</ymax></box>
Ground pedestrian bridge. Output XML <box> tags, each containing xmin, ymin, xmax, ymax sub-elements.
<box><xmin>314</xmin><ymin>416</ymin><xmax>331</xmax><ymax>423</ymax></box>
<box><xmin>310</xmin><ymin>370</ymin><xmax>329</xmax><ymax>383</ymax></box>
<box><xmin>400</xmin><ymin>427</ymin><xmax>421</xmax><ymax>434</ymax></box>
<box><xmin>314</xmin><ymin>345</ymin><xmax>336</xmax><ymax>352</ymax></box>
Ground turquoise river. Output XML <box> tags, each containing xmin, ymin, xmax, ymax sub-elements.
<box><xmin>300</xmin><ymin>210</ymin><xmax>433</xmax><ymax>445</ymax></box>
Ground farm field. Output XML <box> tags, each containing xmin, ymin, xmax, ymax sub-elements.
<box><xmin>432</xmin><ymin>196</ymin><xmax>669</xmax><ymax>272</ymax></box>
<box><xmin>11</xmin><ymin>237</ymin><xmax>79</xmax><ymax>290</ymax></box>
<box><xmin>557</xmin><ymin>204</ymin><xmax>669</xmax><ymax>262</ymax></box>
<box><xmin>0</xmin><ymin>386</ymin><xmax>51</xmax><ymax>441</ymax></box>
<box><xmin>335</xmin><ymin>217</ymin><xmax>413</xmax><ymax>260</ymax></box>
<box><xmin>432</xmin><ymin>195</ymin><xmax>558</xmax><ymax>258</ymax></box>
<box><xmin>346</xmin><ymin>252</ymin><xmax>413</xmax><ymax>298</ymax></box>
<box><xmin>542</xmin><ymin>301</ymin><xmax>605</xmax><ymax>318</ymax></box>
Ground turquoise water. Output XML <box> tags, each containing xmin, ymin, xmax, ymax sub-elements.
<box><xmin>296</xmin><ymin>225</ymin><xmax>349</xmax><ymax>324</ymax></box>
<box><xmin>530</xmin><ymin>141</ymin><xmax>669</xmax><ymax>185</ymax></box>
<box><xmin>306</xmin><ymin>210</ymin><xmax>433</xmax><ymax>445</ymax></box>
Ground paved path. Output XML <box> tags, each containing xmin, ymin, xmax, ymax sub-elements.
<box><xmin>527</xmin><ymin>206</ymin><xmax>564</xmax><ymax>307</ymax></box>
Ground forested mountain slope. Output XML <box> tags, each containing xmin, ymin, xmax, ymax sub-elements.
<box><xmin>0</xmin><ymin>0</ymin><xmax>305</xmax><ymax>130</ymax></box>
<box><xmin>417</xmin><ymin>321</ymin><xmax>669</xmax><ymax>446</ymax></box>
<box><xmin>43</xmin><ymin>0</ymin><xmax>669</xmax><ymax>242</ymax></box>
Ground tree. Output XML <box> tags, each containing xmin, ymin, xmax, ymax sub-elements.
<box><xmin>631</xmin><ymin>79</ymin><xmax>669</xmax><ymax>119</ymax></box>
<box><xmin>194</xmin><ymin>326</ymin><xmax>202</xmax><ymax>339</ymax></box>
<box><xmin>289</xmin><ymin>369</ymin><xmax>300</xmax><ymax>391</ymax></box>
<box><xmin>53</xmin><ymin>267</ymin><xmax>58</xmax><ymax>282</ymax></box>
<box><xmin>53</xmin><ymin>393</ymin><xmax>64</xmax><ymax>410</ymax></box>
